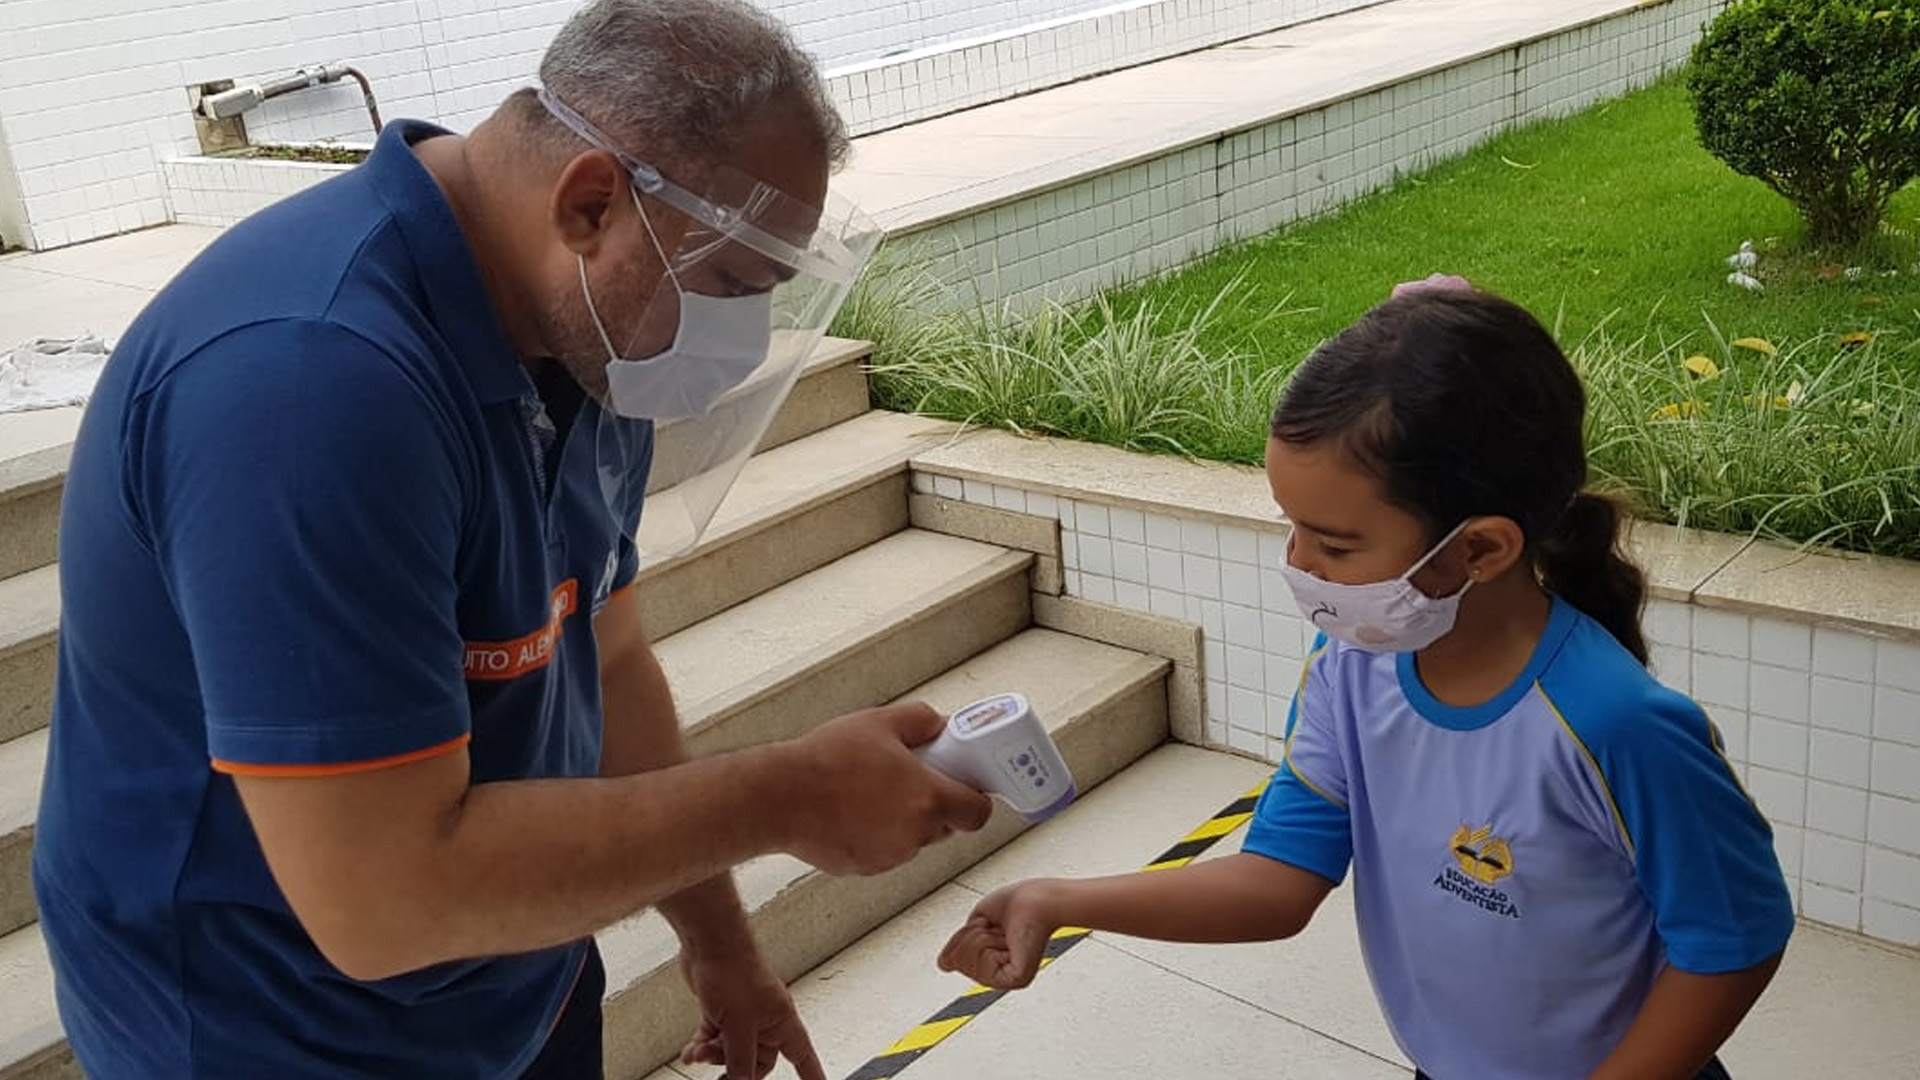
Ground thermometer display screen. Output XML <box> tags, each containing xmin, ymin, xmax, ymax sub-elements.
<box><xmin>954</xmin><ymin>694</ymin><xmax>1021</xmax><ymax>733</ymax></box>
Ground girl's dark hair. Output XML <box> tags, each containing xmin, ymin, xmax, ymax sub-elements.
<box><xmin>1270</xmin><ymin>289</ymin><xmax>1648</xmax><ymax>664</ymax></box>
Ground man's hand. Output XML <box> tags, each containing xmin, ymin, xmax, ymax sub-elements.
<box><xmin>678</xmin><ymin>946</ymin><xmax>823</xmax><ymax>1080</ymax></box>
<box><xmin>937</xmin><ymin>880</ymin><xmax>1060</xmax><ymax>990</ymax></box>
<box><xmin>780</xmin><ymin>703</ymin><xmax>994</xmax><ymax>875</ymax></box>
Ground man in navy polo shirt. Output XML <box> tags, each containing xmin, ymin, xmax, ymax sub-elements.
<box><xmin>33</xmin><ymin>1</ymin><xmax>992</xmax><ymax>1077</ymax></box>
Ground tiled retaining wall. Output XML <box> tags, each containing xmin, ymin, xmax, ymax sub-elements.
<box><xmin>901</xmin><ymin>0</ymin><xmax>1724</xmax><ymax>311</ymax></box>
<box><xmin>909</xmin><ymin>450</ymin><xmax>1920</xmax><ymax>950</ymax></box>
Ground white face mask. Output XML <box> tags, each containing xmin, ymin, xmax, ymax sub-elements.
<box><xmin>1279</xmin><ymin>521</ymin><xmax>1472</xmax><ymax>653</ymax></box>
<box><xmin>581</xmin><ymin>190</ymin><xmax>774</xmax><ymax>421</ymax></box>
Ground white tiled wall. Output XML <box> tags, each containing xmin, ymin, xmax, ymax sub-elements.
<box><xmin>919</xmin><ymin>471</ymin><xmax>1920</xmax><ymax>950</ymax></box>
<box><xmin>904</xmin><ymin>0</ymin><xmax>1717</xmax><ymax>312</ymax></box>
<box><xmin>0</xmin><ymin>0</ymin><xmax>1374</xmax><ymax>249</ymax></box>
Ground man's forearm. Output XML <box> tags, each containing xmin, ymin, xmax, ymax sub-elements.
<box><xmin>1586</xmin><ymin>955</ymin><xmax>1782</xmax><ymax>1080</ymax></box>
<box><xmin>596</xmin><ymin>596</ymin><xmax>756</xmax><ymax>958</ymax></box>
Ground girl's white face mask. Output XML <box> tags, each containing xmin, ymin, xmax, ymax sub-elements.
<box><xmin>1279</xmin><ymin>521</ymin><xmax>1472</xmax><ymax>653</ymax></box>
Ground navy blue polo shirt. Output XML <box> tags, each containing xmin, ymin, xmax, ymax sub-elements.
<box><xmin>33</xmin><ymin>120</ymin><xmax>650</xmax><ymax>1079</ymax></box>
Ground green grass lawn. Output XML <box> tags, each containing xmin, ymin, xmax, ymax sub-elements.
<box><xmin>1110</xmin><ymin>77</ymin><xmax>1920</xmax><ymax>382</ymax></box>
<box><xmin>849</xmin><ymin>76</ymin><xmax>1920</xmax><ymax>559</ymax></box>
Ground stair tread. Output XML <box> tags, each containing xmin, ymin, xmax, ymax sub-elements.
<box><xmin>598</xmin><ymin>626</ymin><xmax>1170</xmax><ymax>999</ymax></box>
<box><xmin>0</xmin><ymin>730</ymin><xmax>42</xmax><ymax>839</ymax></box>
<box><xmin>655</xmin><ymin>529</ymin><xmax>1029</xmax><ymax>726</ymax></box>
<box><xmin>638</xmin><ymin>409</ymin><xmax>953</xmax><ymax>579</ymax></box>
<box><xmin>0</xmin><ymin>567</ymin><xmax>56</xmax><ymax>657</ymax></box>
<box><xmin>0</xmin><ymin>923</ymin><xmax>55</xmax><ymax>1067</ymax></box>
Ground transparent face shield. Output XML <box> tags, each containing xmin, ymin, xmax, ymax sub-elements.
<box><xmin>541</xmin><ymin>89</ymin><xmax>883</xmax><ymax>568</ymax></box>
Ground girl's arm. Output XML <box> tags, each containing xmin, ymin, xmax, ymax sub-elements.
<box><xmin>1585</xmin><ymin>954</ymin><xmax>1784</xmax><ymax>1080</ymax></box>
<box><xmin>938</xmin><ymin>853</ymin><xmax>1335</xmax><ymax>989</ymax></box>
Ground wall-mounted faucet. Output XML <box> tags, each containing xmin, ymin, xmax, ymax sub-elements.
<box><xmin>198</xmin><ymin>63</ymin><xmax>383</xmax><ymax>138</ymax></box>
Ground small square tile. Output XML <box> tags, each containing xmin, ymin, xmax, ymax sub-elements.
<box><xmin>1693</xmin><ymin>608</ymin><xmax>1751</xmax><ymax>658</ymax></box>
<box><xmin>1807</xmin><ymin>780</ymin><xmax>1869</xmax><ymax>840</ymax></box>
<box><xmin>1750</xmin><ymin>619</ymin><xmax>1812</xmax><ymax>670</ymax></box>
<box><xmin>1867</xmin><ymin>794</ymin><xmax>1920</xmax><ymax>857</ymax></box>
<box><xmin>1114</xmin><ymin>581</ymin><xmax>1150</xmax><ymax>612</ymax></box>
<box><xmin>1711</xmin><ymin>710</ymin><xmax>1748</xmax><ymax>763</ymax></box>
<box><xmin>1220</xmin><ymin>561</ymin><xmax>1260</xmax><ymax>606</ymax></box>
<box><xmin>1229</xmin><ymin>685</ymin><xmax>1266</xmax><ymax>728</ymax></box>
<box><xmin>1694</xmin><ymin>654</ymin><xmax>1749</xmax><ymax>711</ymax></box>
<box><xmin>1862</xmin><ymin>899</ymin><xmax>1920</xmax><ymax>946</ymax></box>
<box><xmin>1112</xmin><ymin>541</ymin><xmax>1148</xmax><ymax>586</ymax></box>
<box><xmin>931</xmin><ymin>473</ymin><xmax>963</xmax><ymax>500</ymax></box>
<box><xmin>1224</xmin><ymin>604</ymin><xmax>1263</xmax><ymax>649</ymax></box>
<box><xmin>1183</xmin><ymin>554</ymin><xmax>1222</xmax><ymax>600</ymax></box>
<box><xmin>1747</xmin><ymin>766</ymin><xmax>1806</xmax><ymax>825</ymax></box>
<box><xmin>1258</xmin><ymin>531</ymin><xmax>1289</xmax><ymax>568</ymax></box>
<box><xmin>1877</xmin><ymin>638</ymin><xmax>1920</xmax><ymax>694</ymax></box>
<box><xmin>1206</xmin><ymin>678</ymin><xmax>1228</xmax><ymax>723</ymax></box>
<box><xmin>1804</xmin><ymin>833</ymin><xmax>1865</xmax><ymax>890</ymax></box>
<box><xmin>1866</xmin><ymin>846</ymin><xmax>1920</xmax><ymax>908</ymax></box>
<box><xmin>1260</xmin><ymin>568</ymin><xmax>1291</xmax><ymax>612</ymax></box>
<box><xmin>1078</xmin><ymin>502</ymin><xmax>1110</xmax><ymax>538</ymax></box>
<box><xmin>1812</xmin><ymin>676</ymin><xmax>1874</xmax><ymax>737</ymax></box>
<box><xmin>1200</xmin><ymin>601</ymin><xmax>1225</xmax><ymax>641</ymax></box>
<box><xmin>1079</xmin><ymin>536</ymin><xmax>1114</xmax><ymax>578</ymax></box>
<box><xmin>1227</xmin><ymin>646</ymin><xmax>1264</xmax><ymax>692</ymax></box>
<box><xmin>1064</xmin><ymin>569</ymin><xmax>1082</xmax><ymax>596</ymax></box>
<box><xmin>1875</xmin><ymin>686</ymin><xmax>1920</xmax><ymax>746</ymax></box>
<box><xmin>1814</xmin><ymin>626</ymin><xmax>1876</xmax><ymax>682</ymax></box>
<box><xmin>1149</xmin><ymin>587</ymin><xmax>1184</xmax><ymax>619</ymax></box>
<box><xmin>1649</xmin><ymin>644</ymin><xmax>1691</xmax><ymax>693</ymax></box>
<box><xmin>1218</xmin><ymin>525</ymin><xmax>1259</xmax><ymax>565</ymax></box>
<box><xmin>910</xmin><ymin>472</ymin><xmax>934</xmax><ymax>495</ymax></box>
<box><xmin>1082</xmin><ymin>575</ymin><xmax>1116</xmax><ymax>604</ymax></box>
<box><xmin>1147</xmin><ymin>548</ymin><xmax>1183</xmax><ymax>591</ymax></box>
<box><xmin>962</xmin><ymin>477</ymin><xmax>995</xmax><ymax>505</ymax></box>
<box><xmin>1810</xmin><ymin>730</ymin><xmax>1872</xmax><ymax>788</ymax></box>
<box><xmin>1749</xmin><ymin>664</ymin><xmax>1809</xmax><ymax>722</ymax></box>
<box><xmin>1109</xmin><ymin>507</ymin><xmax>1146</xmax><ymax>544</ymax></box>
<box><xmin>1800</xmin><ymin>883</ymin><xmax>1862</xmax><ymax>931</ymax></box>
<box><xmin>1872</xmin><ymin>741</ymin><xmax>1920</xmax><ymax>802</ymax></box>
<box><xmin>1643</xmin><ymin>600</ymin><xmax>1691</xmax><ymax>648</ymax></box>
<box><xmin>1749</xmin><ymin>716</ymin><xmax>1808</xmax><ymax>774</ymax></box>
<box><xmin>993</xmin><ymin>484</ymin><xmax>1027</xmax><ymax>512</ymax></box>
<box><xmin>1057</xmin><ymin>500</ymin><xmax>1077</xmax><ymax>531</ymax></box>
<box><xmin>1145</xmin><ymin>513</ymin><xmax>1182</xmax><ymax>550</ymax></box>
<box><xmin>1772</xmin><ymin>823</ymin><xmax>1804</xmax><ymax>879</ymax></box>
<box><xmin>1227</xmin><ymin>723</ymin><xmax>1266</xmax><ymax>756</ymax></box>
<box><xmin>1181</xmin><ymin>519</ymin><xmax>1219</xmax><ymax>557</ymax></box>
<box><xmin>1062</xmin><ymin>532</ymin><xmax>1081</xmax><ymax>571</ymax></box>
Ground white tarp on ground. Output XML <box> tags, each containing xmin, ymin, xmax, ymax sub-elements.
<box><xmin>0</xmin><ymin>335</ymin><xmax>110</xmax><ymax>414</ymax></box>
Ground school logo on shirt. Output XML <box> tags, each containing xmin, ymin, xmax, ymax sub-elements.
<box><xmin>1433</xmin><ymin>823</ymin><xmax>1521</xmax><ymax>919</ymax></box>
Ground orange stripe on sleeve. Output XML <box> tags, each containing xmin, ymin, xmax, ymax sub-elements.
<box><xmin>212</xmin><ymin>733</ymin><xmax>471</xmax><ymax>778</ymax></box>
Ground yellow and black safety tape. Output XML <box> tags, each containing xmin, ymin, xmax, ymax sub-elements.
<box><xmin>842</xmin><ymin>780</ymin><xmax>1269</xmax><ymax>1080</ymax></box>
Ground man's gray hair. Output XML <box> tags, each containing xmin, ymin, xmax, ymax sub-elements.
<box><xmin>534</xmin><ymin>0</ymin><xmax>849</xmax><ymax>173</ymax></box>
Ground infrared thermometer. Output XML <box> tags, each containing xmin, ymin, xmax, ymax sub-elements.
<box><xmin>916</xmin><ymin>693</ymin><xmax>1076</xmax><ymax>823</ymax></box>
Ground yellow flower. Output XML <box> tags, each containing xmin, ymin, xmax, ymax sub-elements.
<box><xmin>1731</xmin><ymin>337</ymin><xmax>1779</xmax><ymax>356</ymax></box>
<box><xmin>1682</xmin><ymin>354</ymin><xmax>1721</xmax><ymax>379</ymax></box>
<box><xmin>1652</xmin><ymin>400</ymin><xmax>1705</xmax><ymax>420</ymax></box>
<box><xmin>1840</xmin><ymin>331</ymin><xmax>1874</xmax><ymax>348</ymax></box>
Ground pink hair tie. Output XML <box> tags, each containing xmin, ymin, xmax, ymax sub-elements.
<box><xmin>1391</xmin><ymin>273</ymin><xmax>1473</xmax><ymax>299</ymax></box>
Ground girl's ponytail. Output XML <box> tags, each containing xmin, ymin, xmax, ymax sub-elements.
<box><xmin>1537</xmin><ymin>491</ymin><xmax>1648</xmax><ymax>665</ymax></box>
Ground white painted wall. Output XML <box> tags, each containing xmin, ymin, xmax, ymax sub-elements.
<box><xmin>0</xmin><ymin>112</ymin><xmax>30</xmax><ymax>250</ymax></box>
<box><xmin>0</xmin><ymin>0</ymin><xmax>1381</xmax><ymax>250</ymax></box>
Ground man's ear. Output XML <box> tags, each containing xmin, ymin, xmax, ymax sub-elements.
<box><xmin>1460</xmin><ymin>516</ymin><xmax>1528</xmax><ymax>583</ymax></box>
<box><xmin>550</xmin><ymin>150</ymin><xmax>627</xmax><ymax>256</ymax></box>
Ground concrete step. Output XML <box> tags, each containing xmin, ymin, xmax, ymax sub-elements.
<box><xmin>603</xmin><ymin>628</ymin><xmax>1171</xmax><ymax>1080</ymax></box>
<box><xmin>635</xmin><ymin>409</ymin><xmax>952</xmax><ymax>642</ymax></box>
<box><xmin>0</xmin><ymin>632</ymin><xmax>1167</xmax><ymax>1080</ymax></box>
<box><xmin>660</xmin><ymin>529</ymin><xmax>1035</xmax><ymax>760</ymax></box>
<box><xmin>0</xmin><ymin>363</ymin><xmax>915</xmax><ymax>748</ymax></box>
<box><xmin>644</xmin><ymin>337</ymin><xmax>873</xmax><ymax>497</ymax></box>
<box><xmin>0</xmin><ymin>730</ymin><xmax>42</xmax><ymax>939</ymax></box>
<box><xmin>0</xmin><ymin>411</ymin><xmax>960</xmax><ymax>931</ymax></box>
<box><xmin>0</xmin><ymin>568</ymin><xmax>56</xmax><ymax>747</ymax></box>
<box><xmin>0</xmin><ymin>451</ymin><xmax>64</xmax><ymax>582</ymax></box>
